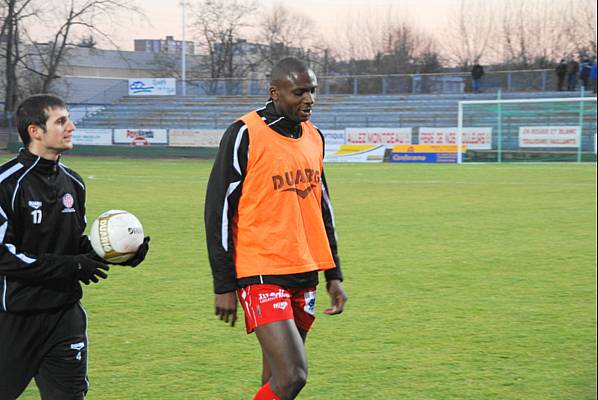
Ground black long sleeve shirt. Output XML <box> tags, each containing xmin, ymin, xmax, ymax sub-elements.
<box><xmin>0</xmin><ymin>149</ymin><xmax>90</xmax><ymax>313</ymax></box>
<box><xmin>204</xmin><ymin>100</ymin><xmax>342</xmax><ymax>294</ymax></box>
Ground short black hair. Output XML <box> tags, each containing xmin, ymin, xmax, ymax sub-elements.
<box><xmin>269</xmin><ymin>57</ymin><xmax>310</xmax><ymax>86</ymax></box>
<box><xmin>15</xmin><ymin>94</ymin><xmax>67</xmax><ymax>146</ymax></box>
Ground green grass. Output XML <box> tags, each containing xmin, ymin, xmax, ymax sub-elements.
<box><xmin>4</xmin><ymin>156</ymin><xmax>595</xmax><ymax>400</ymax></box>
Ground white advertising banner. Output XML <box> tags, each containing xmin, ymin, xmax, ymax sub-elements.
<box><xmin>321</xmin><ymin>129</ymin><xmax>345</xmax><ymax>145</ymax></box>
<box><xmin>325</xmin><ymin>145</ymin><xmax>386</xmax><ymax>163</ymax></box>
<box><xmin>324</xmin><ymin>144</ymin><xmax>342</xmax><ymax>160</ymax></box>
<box><xmin>418</xmin><ymin>127</ymin><xmax>493</xmax><ymax>150</ymax></box>
<box><xmin>519</xmin><ymin>126</ymin><xmax>580</xmax><ymax>148</ymax></box>
<box><xmin>128</xmin><ymin>78</ymin><xmax>176</xmax><ymax>96</ymax></box>
<box><xmin>169</xmin><ymin>129</ymin><xmax>224</xmax><ymax>147</ymax></box>
<box><xmin>73</xmin><ymin>129</ymin><xmax>112</xmax><ymax>146</ymax></box>
<box><xmin>346</xmin><ymin>128</ymin><xmax>412</xmax><ymax>147</ymax></box>
<box><xmin>113</xmin><ymin>129</ymin><xmax>168</xmax><ymax>145</ymax></box>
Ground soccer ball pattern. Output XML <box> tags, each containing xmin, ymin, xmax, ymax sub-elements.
<box><xmin>89</xmin><ymin>210</ymin><xmax>144</xmax><ymax>263</ymax></box>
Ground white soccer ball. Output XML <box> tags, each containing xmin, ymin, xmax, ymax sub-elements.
<box><xmin>89</xmin><ymin>210</ymin><xmax>144</xmax><ymax>263</ymax></box>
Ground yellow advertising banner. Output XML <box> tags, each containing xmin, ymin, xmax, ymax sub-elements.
<box><xmin>392</xmin><ymin>144</ymin><xmax>467</xmax><ymax>153</ymax></box>
<box><xmin>336</xmin><ymin>145</ymin><xmax>378</xmax><ymax>154</ymax></box>
<box><xmin>325</xmin><ymin>145</ymin><xmax>386</xmax><ymax>163</ymax></box>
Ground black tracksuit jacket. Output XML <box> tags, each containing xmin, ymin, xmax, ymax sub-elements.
<box><xmin>0</xmin><ymin>149</ymin><xmax>90</xmax><ymax>313</ymax></box>
<box><xmin>204</xmin><ymin>100</ymin><xmax>343</xmax><ymax>294</ymax></box>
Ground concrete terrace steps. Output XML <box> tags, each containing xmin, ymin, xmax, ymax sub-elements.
<box><xmin>77</xmin><ymin>91</ymin><xmax>594</xmax><ymax>130</ymax></box>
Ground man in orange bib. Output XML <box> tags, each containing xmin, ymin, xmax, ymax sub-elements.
<box><xmin>205</xmin><ymin>57</ymin><xmax>348</xmax><ymax>399</ymax></box>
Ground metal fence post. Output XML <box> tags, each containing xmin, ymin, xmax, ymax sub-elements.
<box><xmin>507</xmin><ymin>74</ymin><xmax>512</xmax><ymax>92</ymax></box>
<box><xmin>7</xmin><ymin>111</ymin><xmax>15</xmax><ymax>145</ymax></box>
<box><xmin>577</xmin><ymin>87</ymin><xmax>585</xmax><ymax>163</ymax></box>
<box><xmin>353</xmin><ymin>77</ymin><xmax>359</xmax><ymax>95</ymax></box>
<box><xmin>497</xmin><ymin>89</ymin><xmax>503</xmax><ymax>163</ymax></box>
<box><xmin>541</xmin><ymin>70</ymin><xmax>547</xmax><ymax>91</ymax></box>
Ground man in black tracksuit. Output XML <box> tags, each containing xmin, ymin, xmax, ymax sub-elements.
<box><xmin>0</xmin><ymin>94</ymin><xmax>149</xmax><ymax>399</ymax></box>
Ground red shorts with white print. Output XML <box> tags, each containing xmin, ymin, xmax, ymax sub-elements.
<box><xmin>237</xmin><ymin>284</ymin><xmax>316</xmax><ymax>334</ymax></box>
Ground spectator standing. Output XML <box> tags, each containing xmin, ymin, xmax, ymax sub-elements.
<box><xmin>579</xmin><ymin>58</ymin><xmax>592</xmax><ymax>90</ymax></box>
<box><xmin>555</xmin><ymin>59</ymin><xmax>567</xmax><ymax>91</ymax></box>
<box><xmin>567</xmin><ymin>59</ymin><xmax>579</xmax><ymax>91</ymax></box>
<box><xmin>590</xmin><ymin>61</ymin><xmax>597</xmax><ymax>94</ymax></box>
<box><xmin>471</xmin><ymin>63</ymin><xmax>484</xmax><ymax>93</ymax></box>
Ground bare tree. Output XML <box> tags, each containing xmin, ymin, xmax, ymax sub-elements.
<box><xmin>331</xmin><ymin>5</ymin><xmax>441</xmax><ymax>75</ymax></box>
<box><xmin>490</xmin><ymin>0</ymin><xmax>594</xmax><ymax>67</ymax></box>
<box><xmin>191</xmin><ymin>0</ymin><xmax>256</xmax><ymax>94</ymax></box>
<box><xmin>148</xmin><ymin>51</ymin><xmax>206</xmax><ymax>83</ymax></box>
<box><xmin>2</xmin><ymin>0</ymin><xmax>141</xmax><ymax>109</ymax></box>
<box><xmin>334</xmin><ymin>7</ymin><xmax>388</xmax><ymax>63</ymax></box>
<box><xmin>442</xmin><ymin>0</ymin><xmax>495</xmax><ymax>68</ymax></box>
<box><xmin>497</xmin><ymin>0</ymin><xmax>553</xmax><ymax>66</ymax></box>
<box><xmin>564</xmin><ymin>0</ymin><xmax>597</xmax><ymax>58</ymax></box>
<box><xmin>254</xmin><ymin>3</ymin><xmax>318</xmax><ymax>67</ymax></box>
<box><xmin>438</xmin><ymin>0</ymin><xmax>596</xmax><ymax>68</ymax></box>
<box><xmin>1</xmin><ymin>0</ymin><xmax>35</xmax><ymax>111</ymax></box>
<box><xmin>22</xmin><ymin>0</ymin><xmax>141</xmax><ymax>93</ymax></box>
<box><xmin>386</xmin><ymin>23</ymin><xmax>441</xmax><ymax>73</ymax></box>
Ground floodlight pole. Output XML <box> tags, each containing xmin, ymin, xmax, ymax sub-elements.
<box><xmin>181</xmin><ymin>1</ymin><xmax>187</xmax><ymax>96</ymax></box>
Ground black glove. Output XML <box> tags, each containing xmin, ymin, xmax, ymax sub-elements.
<box><xmin>118</xmin><ymin>236</ymin><xmax>150</xmax><ymax>267</ymax></box>
<box><xmin>68</xmin><ymin>254</ymin><xmax>110</xmax><ymax>285</ymax></box>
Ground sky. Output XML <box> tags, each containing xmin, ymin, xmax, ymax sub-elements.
<box><xmin>110</xmin><ymin>0</ymin><xmax>457</xmax><ymax>52</ymax></box>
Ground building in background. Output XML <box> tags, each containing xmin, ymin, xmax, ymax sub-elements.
<box><xmin>134</xmin><ymin>36</ymin><xmax>195</xmax><ymax>56</ymax></box>
<box><xmin>21</xmin><ymin>45</ymin><xmax>203</xmax><ymax>103</ymax></box>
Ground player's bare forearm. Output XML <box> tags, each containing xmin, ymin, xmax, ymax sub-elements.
<box><xmin>324</xmin><ymin>279</ymin><xmax>348</xmax><ymax>315</ymax></box>
<box><xmin>214</xmin><ymin>292</ymin><xmax>238</xmax><ymax>327</ymax></box>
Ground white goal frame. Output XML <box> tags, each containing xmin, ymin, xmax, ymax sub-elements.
<box><xmin>457</xmin><ymin>96</ymin><xmax>598</xmax><ymax>163</ymax></box>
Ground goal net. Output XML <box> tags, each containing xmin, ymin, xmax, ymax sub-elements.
<box><xmin>457</xmin><ymin>96</ymin><xmax>597</xmax><ymax>163</ymax></box>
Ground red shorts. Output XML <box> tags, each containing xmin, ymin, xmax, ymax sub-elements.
<box><xmin>237</xmin><ymin>284</ymin><xmax>316</xmax><ymax>334</ymax></box>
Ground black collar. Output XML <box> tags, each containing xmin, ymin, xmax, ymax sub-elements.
<box><xmin>261</xmin><ymin>100</ymin><xmax>302</xmax><ymax>139</ymax></box>
<box><xmin>17</xmin><ymin>148</ymin><xmax>61</xmax><ymax>175</ymax></box>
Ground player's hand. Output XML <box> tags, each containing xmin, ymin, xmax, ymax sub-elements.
<box><xmin>117</xmin><ymin>236</ymin><xmax>150</xmax><ymax>267</ymax></box>
<box><xmin>215</xmin><ymin>292</ymin><xmax>238</xmax><ymax>327</ymax></box>
<box><xmin>324</xmin><ymin>279</ymin><xmax>347</xmax><ymax>315</ymax></box>
<box><xmin>69</xmin><ymin>254</ymin><xmax>110</xmax><ymax>285</ymax></box>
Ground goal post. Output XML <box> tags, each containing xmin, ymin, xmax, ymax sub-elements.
<box><xmin>457</xmin><ymin>94</ymin><xmax>597</xmax><ymax>163</ymax></box>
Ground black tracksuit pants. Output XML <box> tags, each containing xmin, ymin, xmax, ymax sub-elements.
<box><xmin>0</xmin><ymin>302</ymin><xmax>88</xmax><ymax>400</ymax></box>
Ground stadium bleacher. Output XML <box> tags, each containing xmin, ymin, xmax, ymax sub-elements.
<box><xmin>64</xmin><ymin>90</ymin><xmax>596</xmax><ymax>161</ymax></box>
<box><xmin>77</xmin><ymin>91</ymin><xmax>591</xmax><ymax>131</ymax></box>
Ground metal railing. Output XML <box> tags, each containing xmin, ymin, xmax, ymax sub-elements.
<box><xmin>0</xmin><ymin>110</ymin><xmax>15</xmax><ymax>149</ymax></box>
<box><xmin>180</xmin><ymin>69</ymin><xmax>575</xmax><ymax>97</ymax></box>
<box><xmin>49</xmin><ymin>68</ymin><xmax>592</xmax><ymax>104</ymax></box>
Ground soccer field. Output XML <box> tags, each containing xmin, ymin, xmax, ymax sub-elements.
<box><xmin>7</xmin><ymin>156</ymin><xmax>595</xmax><ymax>400</ymax></box>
